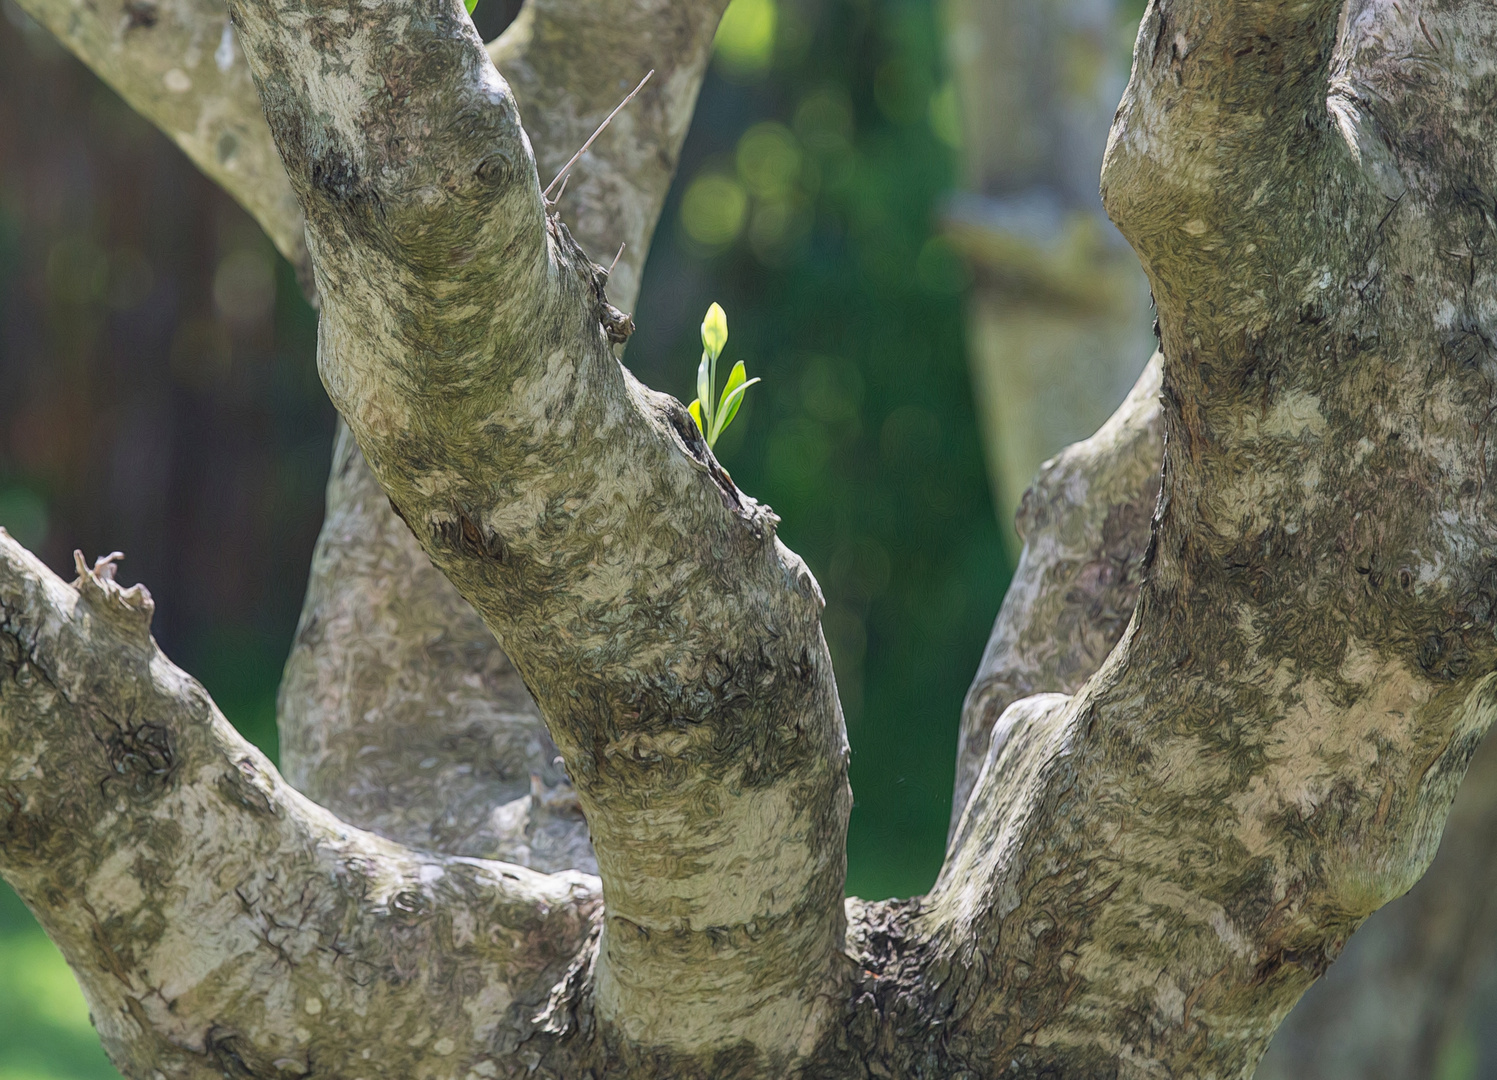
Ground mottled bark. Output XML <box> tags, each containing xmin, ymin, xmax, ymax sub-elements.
<box><xmin>278</xmin><ymin>0</ymin><xmax>726</xmax><ymax>874</ymax></box>
<box><xmin>226</xmin><ymin>0</ymin><xmax>851</xmax><ymax>1058</ymax></box>
<box><xmin>943</xmin><ymin>0</ymin><xmax>1154</xmax><ymax>539</ymax></box>
<box><xmin>1257</xmin><ymin>730</ymin><xmax>1497</xmax><ymax>1079</ymax></box>
<box><xmin>15</xmin><ymin>0</ymin><xmax>726</xmax><ymax>874</ymax></box>
<box><xmin>277</xmin><ymin>421</ymin><xmax>594</xmax><ymax>872</ymax></box>
<box><xmin>0</xmin><ymin>534</ymin><xmax>598</xmax><ymax>1080</ymax></box>
<box><xmin>926</xmin><ymin>0</ymin><xmax>1497</xmax><ymax>1071</ymax></box>
<box><xmin>952</xmin><ymin>337</ymin><xmax>1497</xmax><ymax>1080</ymax></box>
<box><xmin>3</xmin><ymin>0</ymin><xmax>1497</xmax><ymax>1076</ymax></box>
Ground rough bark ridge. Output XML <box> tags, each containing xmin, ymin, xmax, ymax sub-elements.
<box><xmin>226</xmin><ymin>0</ymin><xmax>852</xmax><ymax>1063</ymax></box>
<box><xmin>1257</xmin><ymin>728</ymin><xmax>1497</xmax><ymax>1078</ymax></box>
<box><xmin>949</xmin><ymin>351</ymin><xmax>1163</xmax><ymax>836</ymax></box>
<box><xmin>928</xmin><ymin>0</ymin><xmax>1497</xmax><ymax>1071</ymax></box>
<box><xmin>0</xmin><ymin>537</ymin><xmax>599</xmax><ymax>1080</ymax></box>
<box><xmin>10</xmin><ymin>0</ymin><xmax>725</xmax><ymax>878</ymax></box>
<box><xmin>2</xmin><ymin>0</ymin><xmax>1497</xmax><ymax>1078</ymax></box>
<box><xmin>953</xmin><ymin>343</ymin><xmax>1497</xmax><ymax>1078</ymax></box>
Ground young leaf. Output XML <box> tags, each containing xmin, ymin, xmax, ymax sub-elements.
<box><xmin>709</xmin><ymin>361</ymin><xmax>748</xmax><ymax>443</ymax></box>
<box><xmin>464</xmin><ymin>0</ymin><xmax>479</xmax><ymax>14</ymax></box>
<box><xmin>714</xmin><ymin>376</ymin><xmax>761</xmax><ymax>441</ymax></box>
<box><xmin>720</xmin><ymin>359</ymin><xmax>747</xmax><ymax>404</ymax></box>
<box><xmin>701</xmin><ymin>302</ymin><xmax>728</xmax><ymax>362</ymax></box>
<box><xmin>689</xmin><ymin>398</ymin><xmax>705</xmax><ymax>436</ymax></box>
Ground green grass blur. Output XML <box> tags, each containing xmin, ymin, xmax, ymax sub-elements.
<box><xmin>0</xmin><ymin>0</ymin><xmax>1005</xmax><ymax>1064</ymax></box>
<box><xmin>0</xmin><ymin>888</ymin><xmax>117</xmax><ymax>1080</ymax></box>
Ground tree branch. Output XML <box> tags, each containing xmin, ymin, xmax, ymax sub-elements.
<box><xmin>949</xmin><ymin>350</ymin><xmax>1162</xmax><ymax>837</ymax></box>
<box><xmin>0</xmin><ymin>531</ymin><xmax>597</xmax><ymax>1080</ymax></box>
<box><xmin>891</xmin><ymin>0</ymin><xmax>1497</xmax><ymax>1072</ymax></box>
<box><xmin>1259</xmin><ymin>728</ymin><xmax>1497</xmax><ymax>1077</ymax></box>
<box><xmin>486</xmin><ymin>0</ymin><xmax>725</xmax><ymax>309</ymax></box>
<box><xmin>228</xmin><ymin>0</ymin><xmax>850</xmax><ymax>1062</ymax></box>
<box><xmin>279</xmin><ymin>0</ymin><xmax>728</xmax><ymax>877</ymax></box>
<box><xmin>278</xmin><ymin>423</ymin><xmax>594</xmax><ymax>871</ymax></box>
<box><xmin>12</xmin><ymin>0</ymin><xmax>731</xmax><ymax>882</ymax></box>
<box><xmin>15</xmin><ymin>0</ymin><xmax>1495</xmax><ymax>1071</ymax></box>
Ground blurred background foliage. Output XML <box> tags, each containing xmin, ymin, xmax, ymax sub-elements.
<box><xmin>0</xmin><ymin>0</ymin><xmax>1004</xmax><ymax>1069</ymax></box>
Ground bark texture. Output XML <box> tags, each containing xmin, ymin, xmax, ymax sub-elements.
<box><xmin>0</xmin><ymin>534</ymin><xmax>599</xmax><ymax>1080</ymax></box>
<box><xmin>950</xmin><ymin>351</ymin><xmax>1163</xmax><ymax>837</ymax></box>
<box><xmin>278</xmin><ymin>421</ymin><xmax>593</xmax><ymax>872</ymax></box>
<box><xmin>17</xmin><ymin>0</ymin><xmax>727</xmax><ymax>878</ymax></box>
<box><xmin>1257</xmin><ymin>729</ymin><xmax>1497</xmax><ymax>1079</ymax></box>
<box><xmin>926</xmin><ymin>0</ymin><xmax>1497</xmax><ymax>1072</ymax></box>
<box><xmin>277</xmin><ymin>0</ymin><xmax>727</xmax><ymax>875</ymax></box>
<box><xmin>948</xmin><ymin>0</ymin><xmax>1497</xmax><ymax>1071</ymax></box>
<box><xmin>227</xmin><ymin>0</ymin><xmax>851</xmax><ymax>1060</ymax></box>
<box><xmin>953</xmin><ymin>338</ymin><xmax>1497</xmax><ymax>1080</ymax></box>
<box><xmin>2</xmin><ymin>0</ymin><xmax>1497</xmax><ymax>1076</ymax></box>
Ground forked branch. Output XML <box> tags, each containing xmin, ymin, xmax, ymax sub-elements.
<box><xmin>4</xmin><ymin>0</ymin><xmax>1497</xmax><ymax>1076</ymax></box>
<box><xmin>225</xmin><ymin>0</ymin><xmax>851</xmax><ymax>1061</ymax></box>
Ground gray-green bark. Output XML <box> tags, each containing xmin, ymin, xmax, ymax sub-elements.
<box><xmin>950</xmin><ymin>353</ymin><xmax>1163</xmax><ymax>836</ymax></box>
<box><xmin>1257</xmin><ymin>731</ymin><xmax>1497</xmax><ymax>1079</ymax></box>
<box><xmin>276</xmin><ymin>0</ymin><xmax>727</xmax><ymax>880</ymax></box>
<box><xmin>3</xmin><ymin>0</ymin><xmax>1497</xmax><ymax>1076</ymax></box>
<box><xmin>953</xmin><ymin>350</ymin><xmax>1497</xmax><ymax>1080</ymax></box>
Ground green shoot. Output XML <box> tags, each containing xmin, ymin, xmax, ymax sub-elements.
<box><xmin>689</xmin><ymin>302</ymin><xmax>760</xmax><ymax>450</ymax></box>
<box><xmin>464</xmin><ymin>0</ymin><xmax>479</xmax><ymax>14</ymax></box>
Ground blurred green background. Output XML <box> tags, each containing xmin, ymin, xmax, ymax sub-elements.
<box><xmin>0</xmin><ymin>0</ymin><xmax>1004</xmax><ymax>1071</ymax></box>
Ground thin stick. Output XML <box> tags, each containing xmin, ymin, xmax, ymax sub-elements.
<box><xmin>608</xmin><ymin>242</ymin><xmax>626</xmax><ymax>275</ymax></box>
<box><xmin>549</xmin><ymin>171</ymin><xmax>570</xmax><ymax>206</ymax></box>
<box><xmin>543</xmin><ymin>70</ymin><xmax>654</xmax><ymax>200</ymax></box>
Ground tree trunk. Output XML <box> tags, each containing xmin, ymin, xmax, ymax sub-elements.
<box><xmin>3</xmin><ymin>0</ymin><xmax>1497</xmax><ymax>1076</ymax></box>
<box><xmin>942</xmin><ymin>0</ymin><xmax>1497</xmax><ymax>1070</ymax></box>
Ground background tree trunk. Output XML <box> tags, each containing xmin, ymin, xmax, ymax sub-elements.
<box><xmin>941</xmin><ymin>0</ymin><xmax>1154</xmax><ymax>553</ymax></box>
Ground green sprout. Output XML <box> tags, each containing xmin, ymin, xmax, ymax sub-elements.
<box><xmin>688</xmin><ymin>302</ymin><xmax>759</xmax><ymax>450</ymax></box>
<box><xmin>464</xmin><ymin>0</ymin><xmax>478</xmax><ymax>14</ymax></box>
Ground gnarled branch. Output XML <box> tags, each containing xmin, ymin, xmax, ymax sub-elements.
<box><xmin>921</xmin><ymin>0</ymin><xmax>1497</xmax><ymax>1072</ymax></box>
<box><xmin>0</xmin><ymin>531</ymin><xmax>597</xmax><ymax>1080</ymax></box>
<box><xmin>12</xmin><ymin>0</ymin><xmax>733</xmax><ymax>878</ymax></box>
<box><xmin>950</xmin><ymin>350</ymin><xmax>1162</xmax><ymax>836</ymax></box>
<box><xmin>7</xmin><ymin>0</ymin><xmax>1497</xmax><ymax>1074</ymax></box>
<box><xmin>279</xmin><ymin>0</ymin><xmax>730</xmax><ymax>875</ymax></box>
<box><xmin>226</xmin><ymin>0</ymin><xmax>851</xmax><ymax>1060</ymax></box>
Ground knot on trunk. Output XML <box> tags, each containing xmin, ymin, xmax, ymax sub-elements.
<box><xmin>435</xmin><ymin>508</ymin><xmax>508</xmax><ymax>562</ymax></box>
